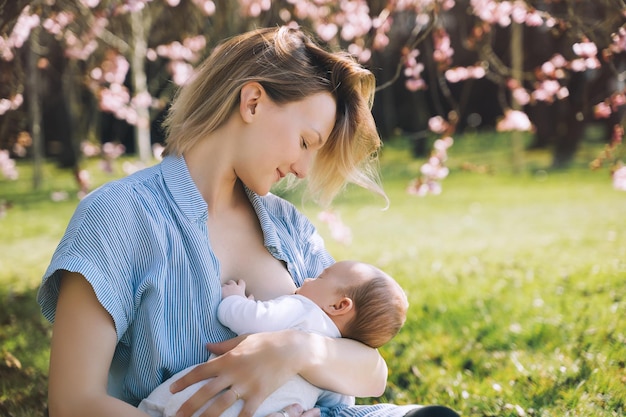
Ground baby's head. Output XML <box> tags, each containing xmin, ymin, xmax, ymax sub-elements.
<box><xmin>296</xmin><ymin>260</ymin><xmax>408</xmax><ymax>348</ymax></box>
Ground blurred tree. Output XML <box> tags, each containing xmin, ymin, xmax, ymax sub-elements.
<box><xmin>0</xmin><ymin>0</ymin><xmax>624</xmax><ymax>194</ymax></box>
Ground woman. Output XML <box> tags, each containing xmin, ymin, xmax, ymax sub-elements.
<box><xmin>38</xmin><ymin>26</ymin><xmax>458</xmax><ymax>417</ymax></box>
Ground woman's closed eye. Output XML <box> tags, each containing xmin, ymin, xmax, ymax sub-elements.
<box><xmin>301</xmin><ymin>137</ymin><xmax>309</xmax><ymax>150</ymax></box>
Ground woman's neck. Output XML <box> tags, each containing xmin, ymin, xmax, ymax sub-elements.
<box><xmin>183</xmin><ymin>128</ymin><xmax>243</xmax><ymax>214</ymax></box>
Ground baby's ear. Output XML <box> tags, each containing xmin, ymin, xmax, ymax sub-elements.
<box><xmin>328</xmin><ymin>297</ymin><xmax>354</xmax><ymax>316</ymax></box>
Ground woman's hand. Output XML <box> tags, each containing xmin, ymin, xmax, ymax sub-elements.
<box><xmin>171</xmin><ymin>330</ymin><xmax>308</xmax><ymax>417</ymax></box>
<box><xmin>266</xmin><ymin>404</ymin><xmax>320</xmax><ymax>417</ymax></box>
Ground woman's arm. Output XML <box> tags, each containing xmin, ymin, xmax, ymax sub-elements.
<box><xmin>48</xmin><ymin>271</ymin><xmax>149</xmax><ymax>417</ymax></box>
<box><xmin>298</xmin><ymin>332</ymin><xmax>388</xmax><ymax>397</ymax></box>
<box><xmin>171</xmin><ymin>330</ymin><xmax>387</xmax><ymax>417</ymax></box>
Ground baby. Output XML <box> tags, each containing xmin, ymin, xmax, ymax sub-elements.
<box><xmin>139</xmin><ymin>260</ymin><xmax>409</xmax><ymax>417</ymax></box>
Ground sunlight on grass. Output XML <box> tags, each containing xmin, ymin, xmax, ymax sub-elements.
<box><xmin>1</xmin><ymin>134</ymin><xmax>625</xmax><ymax>416</ymax></box>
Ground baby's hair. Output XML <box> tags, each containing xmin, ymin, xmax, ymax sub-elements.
<box><xmin>340</xmin><ymin>267</ymin><xmax>408</xmax><ymax>348</ymax></box>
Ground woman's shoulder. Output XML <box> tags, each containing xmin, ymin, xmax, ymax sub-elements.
<box><xmin>65</xmin><ymin>164</ymin><xmax>171</xmax><ymax>242</ymax></box>
<box><xmin>79</xmin><ymin>164</ymin><xmax>164</xmax><ymax>213</ymax></box>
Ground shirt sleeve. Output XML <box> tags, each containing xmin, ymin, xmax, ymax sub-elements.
<box><xmin>37</xmin><ymin>182</ymin><xmax>151</xmax><ymax>340</ymax></box>
<box><xmin>217</xmin><ymin>295</ymin><xmax>309</xmax><ymax>335</ymax></box>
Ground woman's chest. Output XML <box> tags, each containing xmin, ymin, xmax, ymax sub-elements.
<box><xmin>207</xmin><ymin>205</ymin><xmax>297</xmax><ymax>301</ymax></box>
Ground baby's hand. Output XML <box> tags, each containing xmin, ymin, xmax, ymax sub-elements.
<box><xmin>221</xmin><ymin>279</ymin><xmax>247</xmax><ymax>299</ymax></box>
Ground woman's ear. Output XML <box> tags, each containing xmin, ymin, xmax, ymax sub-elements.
<box><xmin>327</xmin><ymin>297</ymin><xmax>354</xmax><ymax>316</ymax></box>
<box><xmin>239</xmin><ymin>82</ymin><xmax>264</xmax><ymax>122</ymax></box>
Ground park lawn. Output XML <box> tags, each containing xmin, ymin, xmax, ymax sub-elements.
<box><xmin>1</xmin><ymin>132</ymin><xmax>625</xmax><ymax>416</ymax></box>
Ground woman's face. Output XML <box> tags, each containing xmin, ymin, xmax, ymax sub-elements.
<box><xmin>235</xmin><ymin>90</ymin><xmax>336</xmax><ymax>196</ymax></box>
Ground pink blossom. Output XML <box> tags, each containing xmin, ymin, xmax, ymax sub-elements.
<box><xmin>0</xmin><ymin>94</ymin><xmax>25</xmax><ymax>115</ymax></box>
<box><xmin>442</xmin><ymin>0</ymin><xmax>456</xmax><ymax>11</ymax></box>
<box><xmin>611</xmin><ymin>93</ymin><xmax>626</xmax><ymax>107</ymax></box>
<box><xmin>511</xmin><ymin>2</ymin><xmax>527</xmax><ymax>24</ymax></box>
<box><xmin>405</xmin><ymin>78</ymin><xmax>426</xmax><ymax>91</ymax></box>
<box><xmin>556</xmin><ymin>87</ymin><xmax>569</xmax><ymax>99</ymax></box>
<box><xmin>407</xmin><ymin>178</ymin><xmax>442</xmax><ymax>196</ymax></box>
<box><xmin>77</xmin><ymin>169</ymin><xmax>91</xmax><ymax>193</ymax></box>
<box><xmin>132</xmin><ymin>91</ymin><xmax>153</xmax><ymax>109</ymax></box>
<box><xmin>585</xmin><ymin>57</ymin><xmax>600</xmax><ymax>70</ymax></box>
<box><xmin>433</xmin><ymin>28</ymin><xmax>453</xmax><ymax>65</ymax></box>
<box><xmin>428</xmin><ymin>116</ymin><xmax>450</xmax><ymax>134</ymax></box>
<box><xmin>416</xmin><ymin>13</ymin><xmax>430</xmax><ymax>26</ymax></box>
<box><xmin>1</xmin><ymin>97</ymin><xmax>14</xmax><ymax>113</ymax></box>
<box><xmin>469</xmin><ymin>65</ymin><xmax>486</xmax><ymax>78</ymax></box>
<box><xmin>10</xmin><ymin>93</ymin><xmax>23</xmax><ymax>110</ymax></box>
<box><xmin>146</xmin><ymin>49</ymin><xmax>158</xmax><ymax>61</ymax></box>
<box><xmin>152</xmin><ymin>143</ymin><xmax>165</xmax><ymax>161</ymax></box>
<box><xmin>594</xmin><ymin>102</ymin><xmax>612</xmax><ymax>119</ymax></box>
<box><xmin>445</xmin><ymin>65</ymin><xmax>485</xmax><ymax>83</ymax></box>
<box><xmin>512</xmin><ymin>87</ymin><xmax>530</xmax><ymax>105</ymax></box>
<box><xmin>437</xmin><ymin>136</ymin><xmax>454</xmax><ymax>149</ymax></box>
<box><xmin>610</xmin><ymin>27</ymin><xmax>626</xmax><ymax>53</ymax></box>
<box><xmin>549</xmin><ymin>54</ymin><xmax>567</xmax><ymax>69</ymax></box>
<box><xmin>421</xmin><ymin>157</ymin><xmax>449</xmax><ymax>180</ymax></box>
<box><xmin>318</xmin><ymin>210</ymin><xmax>352</xmax><ymax>245</ymax></box>
<box><xmin>496</xmin><ymin>109</ymin><xmax>533</xmax><ymax>132</ymax></box>
<box><xmin>525</xmin><ymin>11</ymin><xmax>543</xmax><ymax>26</ymax></box>
<box><xmin>90</xmin><ymin>67</ymin><xmax>103</xmax><ymax>80</ymax></box>
<box><xmin>102</xmin><ymin>142</ymin><xmax>126</xmax><ymax>160</ymax></box>
<box><xmin>544</xmin><ymin>17</ymin><xmax>556</xmax><ymax>28</ymax></box>
<box><xmin>183</xmin><ymin>35</ymin><xmax>206</xmax><ymax>52</ymax></box>
<box><xmin>347</xmin><ymin>43</ymin><xmax>371</xmax><ymax>63</ymax></box>
<box><xmin>569</xmin><ymin>58</ymin><xmax>587</xmax><ymax>72</ymax></box>
<box><xmin>316</xmin><ymin>23</ymin><xmax>338</xmax><ymax>41</ymax></box>
<box><xmin>193</xmin><ymin>0</ymin><xmax>216</xmax><ymax>16</ymax></box>
<box><xmin>373</xmin><ymin>32</ymin><xmax>390</xmax><ymax>49</ymax></box>
<box><xmin>80</xmin><ymin>0</ymin><xmax>101</xmax><ymax>7</ymax></box>
<box><xmin>100</xmin><ymin>84</ymin><xmax>130</xmax><ymax>112</ymax></box>
<box><xmin>169</xmin><ymin>61</ymin><xmax>195</xmax><ymax>86</ymax></box>
<box><xmin>81</xmin><ymin>141</ymin><xmax>101</xmax><ymax>157</ymax></box>
<box><xmin>51</xmin><ymin>191</ymin><xmax>69</xmax><ymax>202</ymax></box>
<box><xmin>612</xmin><ymin>166</ymin><xmax>626</xmax><ymax>191</ymax></box>
<box><xmin>1</xmin><ymin>6</ymin><xmax>40</xmax><ymax>61</ymax></box>
<box><xmin>541</xmin><ymin>61</ymin><xmax>555</xmax><ymax>76</ymax></box>
<box><xmin>573</xmin><ymin>40</ymin><xmax>597</xmax><ymax>58</ymax></box>
<box><xmin>0</xmin><ymin>150</ymin><xmax>18</xmax><ymax>180</ymax></box>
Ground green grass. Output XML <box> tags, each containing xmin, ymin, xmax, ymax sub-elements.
<box><xmin>1</xmin><ymin>132</ymin><xmax>625</xmax><ymax>416</ymax></box>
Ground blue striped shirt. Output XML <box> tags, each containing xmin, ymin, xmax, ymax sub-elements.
<box><xmin>37</xmin><ymin>155</ymin><xmax>418</xmax><ymax>417</ymax></box>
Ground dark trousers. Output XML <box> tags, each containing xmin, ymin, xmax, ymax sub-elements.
<box><xmin>404</xmin><ymin>405</ymin><xmax>460</xmax><ymax>417</ymax></box>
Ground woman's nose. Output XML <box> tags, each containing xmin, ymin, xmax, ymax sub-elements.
<box><xmin>291</xmin><ymin>152</ymin><xmax>314</xmax><ymax>179</ymax></box>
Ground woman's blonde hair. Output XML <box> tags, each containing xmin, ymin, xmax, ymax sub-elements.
<box><xmin>163</xmin><ymin>26</ymin><xmax>385</xmax><ymax>206</ymax></box>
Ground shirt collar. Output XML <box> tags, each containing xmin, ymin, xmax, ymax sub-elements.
<box><xmin>161</xmin><ymin>155</ymin><xmax>208</xmax><ymax>223</ymax></box>
<box><xmin>161</xmin><ymin>155</ymin><xmax>284</xmax><ymax>255</ymax></box>
<box><xmin>244</xmin><ymin>186</ymin><xmax>283</xmax><ymax>256</ymax></box>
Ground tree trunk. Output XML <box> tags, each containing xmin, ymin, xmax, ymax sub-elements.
<box><xmin>28</xmin><ymin>26</ymin><xmax>43</xmax><ymax>190</ymax></box>
<box><xmin>510</xmin><ymin>21</ymin><xmax>525</xmax><ymax>174</ymax></box>
<box><xmin>130</xmin><ymin>8</ymin><xmax>151</xmax><ymax>164</ymax></box>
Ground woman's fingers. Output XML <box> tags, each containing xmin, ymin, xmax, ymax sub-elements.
<box><xmin>174</xmin><ymin>379</ymin><xmax>224</xmax><ymax>417</ymax></box>
<box><xmin>206</xmin><ymin>334</ymin><xmax>248</xmax><ymax>356</ymax></box>
<box><xmin>301</xmin><ymin>406</ymin><xmax>321</xmax><ymax>417</ymax></box>
<box><xmin>197</xmin><ymin>387</ymin><xmax>241</xmax><ymax>417</ymax></box>
<box><xmin>170</xmin><ymin>363</ymin><xmax>215</xmax><ymax>393</ymax></box>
